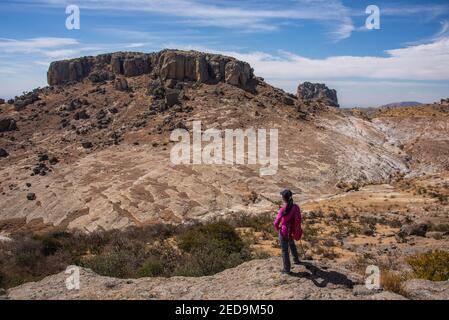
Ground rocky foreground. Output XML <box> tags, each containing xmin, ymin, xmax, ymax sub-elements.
<box><xmin>3</xmin><ymin>257</ymin><xmax>448</xmax><ymax>300</ymax></box>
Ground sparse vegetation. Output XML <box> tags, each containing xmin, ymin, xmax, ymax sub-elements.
<box><xmin>229</xmin><ymin>212</ymin><xmax>276</xmax><ymax>237</ymax></box>
<box><xmin>428</xmin><ymin>223</ymin><xmax>449</xmax><ymax>233</ymax></box>
<box><xmin>0</xmin><ymin>220</ymin><xmax>258</xmax><ymax>289</ymax></box>
<box><xmin>406</xmin><ymin>250</ymin><xmax>449</xmax><ymax>281</ymax></box>
<box><xmin>381</xmin><ymin>271</ymin><xmax>410</xmax><ymax>296</ymax></box>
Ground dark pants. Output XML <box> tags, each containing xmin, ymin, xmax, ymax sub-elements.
<box><xmin>279</xmin><ymin>234</ymin><xmax>300</xmax><ymax>272</ymax></box>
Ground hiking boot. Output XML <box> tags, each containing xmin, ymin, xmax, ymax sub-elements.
<box><xmin>280</xmin><ymin>269</ymin><xmax>291</xmax><ymax>274</ymax></box>
<box><xmin>293</xmin><ymin>259</ymin><xmax>301</xmax><ymax>265</ymax></box>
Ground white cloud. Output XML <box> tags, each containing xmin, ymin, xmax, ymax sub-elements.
<box><xmin>381</xmin><ymin>4</ymin><xmax>449</xmax><ymax>19</ymax></box>
<box><xmin>435</xmin><ymin>20</ymin><xmax>449</xmax><ymax>40</ymax></box>
<box><xmin>170</xmin><ymin>38</ymin><xmax>449</xmax><ymax>106</ymax></box>
<box><xmin>32</xmin><ymin>0</ymin><xmax>356</xmax><ymax>39</ymax></box>
<box><xmin>1</xmin><ymin>28</ymin><xmax>448</xmax><ymax>105</ymax></box>
<box><xmin>205</xmin><ymin>37</ymin><xmax>449</xmax><ymax>82</ymax></box>
<box><xmin>0</xmin><ymin>37</ymin><xmax>79</xmax><ymax>53</ymax></box>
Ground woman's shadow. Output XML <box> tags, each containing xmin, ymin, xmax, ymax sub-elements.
<box><xmin>289</xmin><ymin>261</ymin><xmax>355</xmax><ymax>289</ymax></box>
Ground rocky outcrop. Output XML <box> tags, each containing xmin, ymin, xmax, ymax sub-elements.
<box><xmin>113</xmin><ymin>78</ymin><xmax>129</xmax><ymax>91</ymax></box>
<box><xmin>297</xmin><ymin>82</ymin><xmax>339</xmax><ymax>107</ymax></box>
<box><xmin>5</xmin><ymin>258</ymin><xmax>412</xmax><ymax>300</ymax></box>
<box><xmin>0</xmin><ymin>118</ymin><xmax>17</xmax><ymax>132</ymax></box>
<box><xmin>47</xmin><ymin>56</ymin><xmax>96</xmax><ymax>85</ymax></box>
<box><xmin>47</xmin><ymin>50</ymin><xmax>254</xmax><ymax>89</ymax></box>
<box><xmin>0</xmin><ymin>148</ymin><xmax>8</xmax><ymax>158</ymax></box>
<box><xmin>13</xmin><ymin>91</ymin><xmax>39</xmax><ymax>111</ymax></box>
<box><xmin>402</xmin><ymin>279</ymin><xmax>449</xmax><ymax>300</ymax></box>
<box><xmin>398</xmin><ymin>223</ymin><xmax>429</xmax><ymax>238</ymax></box>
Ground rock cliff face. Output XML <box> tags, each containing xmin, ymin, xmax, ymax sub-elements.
<box><xmin>47</xmin><ymin>50</ymin><xmax>254</xmax><ymax>89</ymax></box>
<box><xmin>297</xmin><ymin>82</ymin><xmax>339</xmax><ymax>107</ymax></box>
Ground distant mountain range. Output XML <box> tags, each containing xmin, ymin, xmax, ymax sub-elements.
<box><xmin>381</xmin><ymin>101</ymin><xmax>423</xmax><ymax>108</ymax></box>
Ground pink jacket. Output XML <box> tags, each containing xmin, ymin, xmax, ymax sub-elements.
<box><xmin>274</xmin><ymin>204</ymin><xmax>300</xmax><ymax>239</ymax></box>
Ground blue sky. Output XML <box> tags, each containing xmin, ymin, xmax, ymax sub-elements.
<box><xmin>1</xmin><ymin>0</ymin><xmax>449</xmax><ymax>107</ymax></box>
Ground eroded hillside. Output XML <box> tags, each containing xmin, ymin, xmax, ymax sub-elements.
<box><xmin>1</xmin><ymin>50</ymin><xmax>448</xmax><ymax>234</ymax></box>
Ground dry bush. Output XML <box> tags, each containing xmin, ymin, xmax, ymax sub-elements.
<box><xmin>381</xmin><ymin>270</ymin><xmax>410</xmax><ymax>296</ymax></box>
<box><xmin>406</xmin><ymin>250</ymin><xmax>449</xmax><ymax>281</ymax></box>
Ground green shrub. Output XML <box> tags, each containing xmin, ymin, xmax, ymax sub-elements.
<box><xmin>178</xmin><ymin>221</ymin><xmax>244</xmax><ymax>254</ymax></box>
<box><xmin>175</xmin><ymin>245</ymin><xmax>250</xmax><ymax>277</ymax></box>
<box><xmin>41</xmin><ymin>236</ymin><xmax>62</xmax><ymax>256</ymax></box>
<box><xmin>302</xmin><ymin>224</ymin><xmax>319</xmax><ymax>241</ymax></box>
<box><xmin>1</xmin><ymin>220</ymin><xmax>254</xmax><ymax>289</ymax></box>
<box><xmin>406</xmin><ymin>250</ymin><xmax>449</xmax><ymax>281</ymax></box>
<box><xmin>137</xmin><ymin>258</ymin><xmax>165</xmax><ymax>277</ymax></box>
<box><xmin>15</xmin><ymin>252</ymin><xmax>40</xmax><ymax>268</ymax></box>
<box><xmin>230</xmin><ymin>213</ymin><xmax>275</xmax><ymax>236</ymax></box>
<box><xmin>81</xmin><ymin>252</ymin><xmax>133</xmax><ymax>278</ymax></box>
<box><xmin>176</xmin><ymin>221</ymin><xmax>250</xmax><ymax>276</ymax></box>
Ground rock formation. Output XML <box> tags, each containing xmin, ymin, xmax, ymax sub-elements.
<box><xmin>48</xmin><ymin>50</ymin><xmax>254</xmax><ymax>90</ymax></box>
<box><xmin>0</xmin><ymin>118</ymin><xmax>17</xmax><ymax>132</ymax></box>
<box><xmin>0</xmin><ymin>258</ymin><xmax>409</xmax><ymax>300</ymax></box>
<box><xmin>297</xmin><ymin>82</ymin><xmax>339</xmax><ymax>107</ymax></box>
<box><xmin>0</xmin><ymin>148</ymin><xmax>8</xmax><ymax>158</ymax></box>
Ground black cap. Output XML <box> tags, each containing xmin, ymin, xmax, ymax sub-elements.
<box><xmin>280</xmin><ymin>189</ymin><xmax>293</xmax><ymax>198</ymax></box>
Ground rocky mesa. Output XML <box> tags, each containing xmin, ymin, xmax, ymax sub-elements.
<box><xmin>47</xmin><ymin>50</ymin><xmax>254</xmax><ymax>89</ymax></box>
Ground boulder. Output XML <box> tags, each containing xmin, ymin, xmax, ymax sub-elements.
<box><xmin>148</xmin><ymin>81</ymin><xmax>166</xmax><ymax>100</ymax></box>
<box><xmin>108</xmin><ymin>107</ymin><xmax>119</xmax><ymax>114</ymax></box>
<box><xmin>398</xmin><ymin>223</ymin><xmax>428</xmax><ymax>238</ymax></box>
<box><xmin>297</xmin><ymin>82</ymin><xmax>339</xmax><ymax>107</ymax></box>
<box><xmin>32</xmin><ymin>163</ymin><xmax>50</xmax><ymax>176</ymax></box>
<box><xmin>402</xmin><ymin>279</ymin><xmax>449</xmax><ymax>300</ymax></box>
<box><xmin>283</xmin><ymin>95</ymin><xmax>296</xmax><ymax>106</ymax></box>
<box><xmin>13</xmin><ymin>91</ymin><xmax>39</xmax><ymax>111</ymax></box>
<box><xmin>73</xmin><ymin>110</ymin><xmax>90</xmax><ymax>120</ymax></box>
<box><xmin>82</xmin><ymin>141</ymin><xmax>93</xmax><ymax>149</ymax></box>
<box><xmin>114</xmin><ymin>78</ymin><xmax>129</xmax><ymax>91</ymax></box>
<box><xmin>0</xmin><ymin>98</ymin><xmax>5</xmax><ymax>104</ymax></box>
<box><xmin>0</xmin><ymin>118</ymin><xmax>17</xmax><ymax>132</ymax></box>
<box><xmin>225</xmin><ymin>60</ymin><xmax>253</xmax><ymax>88</ymax></box>
<box><xmin>88</xmin><ymin>70</ymin><xmax>114</xmax><ymax>83</ymax></box>
<box><xmin>49</xmin><ymin>156</ymin><xmax>59</xmax><ymax>165</ymax></box>
<box><xmin>0</xmin><ymin>148</ymin><xmax>8</xmax><ymax>158</ymax></box>
<box><xmin>26</xmin><ymin>192</ymin><xmax>36</xmax><ymax>201</ymax></box>
<box><xmin>37</xmin><ymin>153</ymin><xmax>49</xmax><ymax>162</ymax></box>
<box><xmin>165</xmin><ymin>89</ymin><xmax>180</xmax><ymax>108</ymax></box>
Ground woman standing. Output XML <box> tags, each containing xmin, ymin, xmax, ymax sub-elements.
<box><xmin>274</xmin><ymin>189</ymin><xmax>301</xmax><ymax>274</ymax></box>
